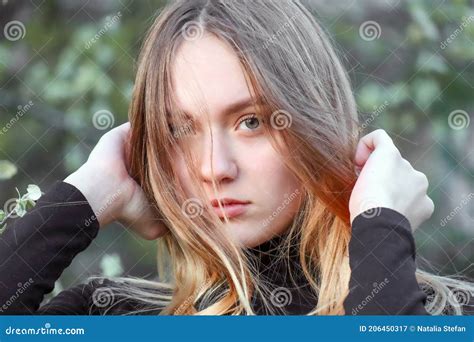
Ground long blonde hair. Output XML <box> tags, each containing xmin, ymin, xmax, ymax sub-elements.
<box><xmin>91</xmin><ymin>0</ymin><xmax>473</xmax><ymax>315</ymax></box>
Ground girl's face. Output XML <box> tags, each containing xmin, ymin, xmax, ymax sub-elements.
<box><xmin>171</xmin><ymin>34</ymin><xmax>303</xmax><ymax>248</ymax></box>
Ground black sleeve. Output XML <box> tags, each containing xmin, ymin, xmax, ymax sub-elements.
<box><xmin>343</xmin><ymin>207</ymin><xmax>429</xmax><ymax>315</ymax></box>
<box><xmin>0</xmin><ymin>181</ymin><xmax>100</xmax><ymax>314</ymax></box>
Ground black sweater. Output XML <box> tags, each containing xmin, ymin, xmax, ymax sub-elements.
<box><xmin>0</xmin><ymin>181</ymin><xmax>471</xmax><ymax>315</ymax></box>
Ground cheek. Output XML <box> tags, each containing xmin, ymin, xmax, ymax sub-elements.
<box><xmin>245</xmin><ymin>143</ymin><xmax>298</xmax><ymax>193</ymax></box>
<box><xmin>242</xmin><ymin>143</ymin><xmax>302</xmax><ymax>216</ymax></box>
<box><xmin>171</xmin><ymin>153</ymin><xmax>194</xmax><ymax>197</ymax></box>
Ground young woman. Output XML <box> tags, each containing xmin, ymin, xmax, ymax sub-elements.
<box><xmin>1</xmin><ymin>0</ymin><xmax>473</xmax><ymax>315</ymax></box>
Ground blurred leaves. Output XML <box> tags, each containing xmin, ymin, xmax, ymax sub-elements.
<box><xmin>0</xmin><ymin>160</ymin><xmax>17</xmax><ymax>180</ymax></box>
<box><xmin>0</xmin><ymin>0</ymin><xmax>472</xmax><ymax>282</ymax></box>
<box><xmin>100</xmin><ymin>253</ymin><xmax>124</xmax><ymax>278</ymax></box>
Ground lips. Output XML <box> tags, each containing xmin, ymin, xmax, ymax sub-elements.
<box><xmin>211</xmin><ymin>198</ymin><xmax>250</xmax><ymax>218</ymax></box>
<box><xmin>211</xmin><ymin>198</ymin><xmax>250</xmax><ymax>207</ymax></box>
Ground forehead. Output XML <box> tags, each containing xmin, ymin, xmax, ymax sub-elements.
<box><xmin>171</xmin><ymin>34</ymin><xmax>252</xmax><ymax>117</ymax></box>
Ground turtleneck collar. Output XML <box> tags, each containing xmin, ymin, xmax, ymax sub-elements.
<box><xmin>195</xmin><ymin>232</ymin><xmax>318</xmax><ymax>314</ymax></box>
<box><xmin>246</xmin><ymin>231</ymin><xmax>318</xmax><ymax>315</ymax></box>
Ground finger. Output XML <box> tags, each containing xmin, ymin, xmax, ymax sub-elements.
<box><xmin>109</xmin><ymin>122</ymin><xmax>132</xmax><ymax>162</ymax></box>
<box><xmin>354</xmin><ymin>129</ymin><xmax>393</xmax><ymax>167</ymax></box>
<box><xmin>116</xmin><ymin>121</ymin><xmax>131</xmax><ymax>134</ymax></box>
<box><xmin>127</xmin><ymin>216</ymin><xmax>167</xmax><ymax>240</ymax></box>
<box><xmin>122</xmin><ymin>203</ymin><xmax>167</xmax><ymax>240</ymax></box>
<box><xmin>419</xmin><ymin>196</ymin><xmax>435</xmax><ymax>227</ymax></box>
<box><xmin>121</xmin><ymin>184</ymin><xmax>168</xmax><ymax>240</ymax></box>
<box><xmin>114</xmin><ymin>122</ymin><xmax>131</xmax><ymax>144</ymax></box>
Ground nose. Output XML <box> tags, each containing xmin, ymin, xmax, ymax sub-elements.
<box><xmin>199</xmin><ymin>131</ymin><xmax>238</xmax><ymax>185</ymax></box>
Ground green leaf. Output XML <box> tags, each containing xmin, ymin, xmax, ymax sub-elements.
<box><xmin>411</xmin><ymin>78</ymin><xmax>441</xmax><ymax>110</ymax></box>
<box><xmin>100</xmin><ymin>253</ymin><xmax>124</xmax><ymax>277</ymax></box>
<box><xmin>357</xmin><ymin>82</ymin><xmax>388</xmax><ymax>112</ymax></box>
<box><xmin>26</xmin><ymin>184</ymin><xmax>42</xmax><ymax>201</ymax></box>
<box><xmin>409</xmin><ymin>3</ymin><xmax>439</xmax><ymax>41</ymax></box>
<box><xmin>15</xmin><ymin>200</ymin><xmax>27</xmax><ymax>218</ymax></box>
<box><xmin>0</xmin><ymin>160</ymin><xmax>18</xmax><ymax>180</ymax></box>
<box><xmin>25</xmin><ymin>199</ymin><xmax>36</xmax><ymax>210</ymax></box>
<box><xmin>0</xmin><ymin>209</ymin><xmax>5</xmax><ymax>222</ymax></box>
<box><xmin>416</xmin><ymin>52</ymin><xmax>449</xmax><ymax>74</ymax></box>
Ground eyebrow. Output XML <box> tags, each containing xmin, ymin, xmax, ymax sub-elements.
<box><xmin>179</xmin><ymin>95</ymin><xmax>266</xmax><ymax>121</ymax></box>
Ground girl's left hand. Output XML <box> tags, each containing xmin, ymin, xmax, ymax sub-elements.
<box><xmin>349</xmin><ymin>129</ymin><xmax>434</xmax><ymax>231</ymax></box>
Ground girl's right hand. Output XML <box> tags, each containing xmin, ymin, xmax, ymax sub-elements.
<box><xmin>64</xmin><ymin>122</ymin><xmax>167</xmax><ymax>240</ymax></box>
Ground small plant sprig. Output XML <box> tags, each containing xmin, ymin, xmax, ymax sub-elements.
<box><xmin>0</xmin><ymin>184</ymin><xmax>43</xmax><ymax>234</ymax></box>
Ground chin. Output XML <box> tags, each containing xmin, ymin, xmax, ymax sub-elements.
<box><xmin>222</xmin><ymin>224</ymin><xmax>262</xmax><ymax>248</ymax></box>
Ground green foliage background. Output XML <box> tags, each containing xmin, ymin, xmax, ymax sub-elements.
<box><xmin>0</xmin><ymin>0</ymin><xmax>472</xmax><ymax>294</ymax></box>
